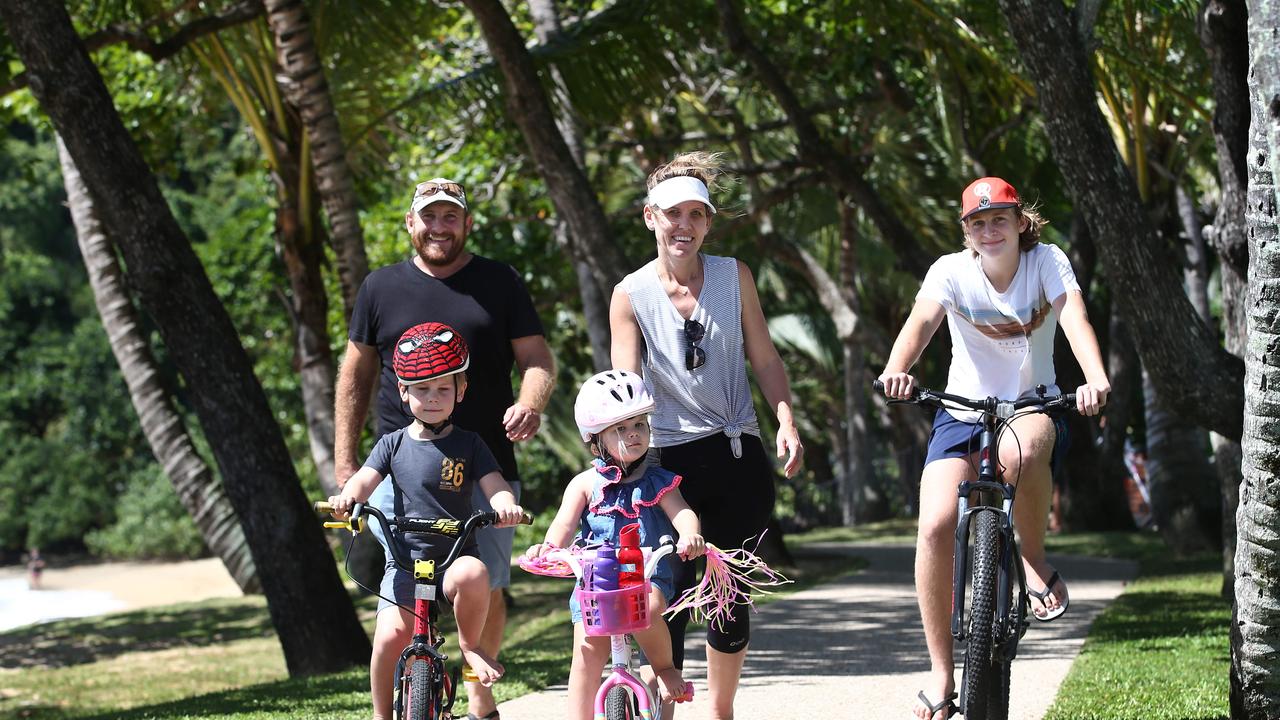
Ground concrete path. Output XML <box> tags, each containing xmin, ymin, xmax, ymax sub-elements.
<box><xmin>498</xmin><ymin>542</ymin><xmax>1137</xmax><ymax>719</ymax></box>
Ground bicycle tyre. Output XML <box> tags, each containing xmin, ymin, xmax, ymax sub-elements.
<box><xmin>405</xmin><ymin>658</ymin><xmax>435</xmax><ymax>720</ymax></box>
<box><xmin>604</xmin><ymin>684</ymin><xmax>635</xmax><ymax>720</ymax></box>
<box><xmin>962</xmin><ymin>508</ymin><xmax>1000</xmax><ymax>720</ymax></box>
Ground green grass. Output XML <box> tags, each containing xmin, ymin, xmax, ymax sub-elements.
<box><xmin>1043</xmin><ymin>534</ymin><xmax>1230</xmax><ymax>720</ymax></box>
<box><xmin>0</xmin><ymin>541</ymin><xmax>861</xmax><ymax>720</ymax></box>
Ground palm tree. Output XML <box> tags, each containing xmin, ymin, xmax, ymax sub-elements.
<box><xmin>459</xmin><ymin>0</ymin><xmax>629</xmax><ymax>365</ymax></box>
<box><xmin>1</xmin><ymin>0</ymin><xmax>370</xmax><ymax>674</ymax></box>
<box><xmin>263</xmin><ymin>0</ymin><xmax>368</xmax><ymax>320</ymax></box>
<box><xmin>528</xmin><ymin>0</ymin><xmax>613</xmax><ymax>371</ymax></box>
<box><xmin>57</xmin><ymin>135</ymin><xmax>259</xmax><ymax>593</ymax></box>
<box><xmin>1200</xmin><ymin>0</ymin><xmax>1249</xmax><ymax>593</ymax></box>
<box><xmin>191</xmin><ymin>26</ymin><xmax>339</xmax><ymax>496</ymax></box>
<box><xmin>1235</xmin><ymin>2</ymin><xmax>1280</xmax><ymax>715</ymax></box>
<box><xmin>997</xmin><ymin>0</ymin><xmax>1244</xmax><ymax>440</ymax></box>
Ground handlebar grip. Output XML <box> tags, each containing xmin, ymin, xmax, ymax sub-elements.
<box><xmin>520</xmin><ymin>511</ymin><xmax>535</xmax><ymax>525</ymax></box>
<box><xmin>872</xmin><ymin>379</ymin><xmax>885</xmax><ymax>392</ymax></box>
<box><xmin>313</xmin><ymin>501</ymin><xmax>333</xmax><ymax>514</ymax></box>
<box><xmin>323</xmin><ymin>521</ymin><xmax>349</xmax><ymax>529</ymax></box>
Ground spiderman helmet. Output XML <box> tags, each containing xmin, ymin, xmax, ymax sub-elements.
<box><xmin>574</xmin><ymin>370</ymin><xmax>655</xmax><ymax>441</ymax></box>
<box><xmin>394</xmin><ymin>322</ymin><xmax>470</xmax><ymax>386</ymax></box>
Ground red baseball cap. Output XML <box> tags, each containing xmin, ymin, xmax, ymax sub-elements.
<box><xmin>960</xmin><ymin>177</ymin><xmax>1020</xmax><ymax>220</ymax></box>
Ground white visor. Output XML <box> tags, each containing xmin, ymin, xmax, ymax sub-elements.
<box><xmin>647</xmin><ymin>176</ymin><xmax>716</xmax><ymax>214</ymax></box>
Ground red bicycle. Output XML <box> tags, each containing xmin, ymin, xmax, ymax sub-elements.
<box><xmin>315</xmin><ymin>501</ymin><xmax>531</xmax><ymax>720</ymax></box>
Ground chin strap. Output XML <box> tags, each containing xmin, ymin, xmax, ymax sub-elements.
<box><xmin>420</xmin><ymin>418</ymin><xmax>452</xmax><ymax>434</ymax></box>
<box><xmin>594</xmin><ymin>438</ymin><xmax>646</xmax><ymax>477</ymax></box>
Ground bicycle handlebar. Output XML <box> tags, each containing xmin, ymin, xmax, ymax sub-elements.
<box><xmin>872</xmin><ymin>379</ymin><xmax>1077</xmax><ymax>415</ymax></box>
<box><xmin>545</xmin><ymin>536</ymin><xmax>678</xmax><ymax>582</ymax></box>
<box><xmin>313</xmin><ymin>501</ymin><xmax>534</xmax><ymax>577</ymax></box>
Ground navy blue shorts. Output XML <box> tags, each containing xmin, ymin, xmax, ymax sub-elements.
<box><xmin>924</xmin><ymin>409</ymin><xmax>1070</xmax><ymax>477</ymax></box>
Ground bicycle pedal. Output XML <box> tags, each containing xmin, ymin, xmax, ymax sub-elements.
<box><xmin>461</xmin><ymin>664</ymin><xmax>480</xmax><ymax>682</ymax></box>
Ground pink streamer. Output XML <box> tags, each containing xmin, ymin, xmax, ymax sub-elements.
<box><xmin>517</xmin><ymin>548</ymin><xmax>584</xmax><ymax>578</ymax></box>
<box><xmin>663</xmin><ymin>537</ymin><xmax>791</xmax><ymax>631</ymax></box>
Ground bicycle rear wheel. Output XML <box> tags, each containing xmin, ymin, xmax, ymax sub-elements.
<box><xmin>961</xmin><ymin>508</ymin><xmax>1001</xmax><ymax>720</ymax></box>
<box><xmin>604</xmin><ymin>684</ymin><xmax>636</xmax><ymax>720</ymax></box>
<box><xmin>402</xmin><ymin>658</ymin><xmax>436</xmax><ymax>720</ymax></box>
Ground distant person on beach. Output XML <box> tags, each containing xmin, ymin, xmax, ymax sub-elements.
<box><xmin>25</xmin><ymin>547</ymin><xmax>45</xmax><ymax>590</ymax></box>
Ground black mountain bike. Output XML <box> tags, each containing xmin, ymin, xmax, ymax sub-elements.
<box><xmin>875</xmin><ymin>380</ymin><xmax>1075</xmax><ymax>720</ymax></box>
<box><xmin>314</xmin><ymin>501</ymin><xmax>531</xmax><ymax>720</ymax></box>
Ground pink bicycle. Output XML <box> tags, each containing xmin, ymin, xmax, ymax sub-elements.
<box><xmin>527</xmin><ymin>537</ymin><xmax>693</xmax><ymax>720</ymax></box>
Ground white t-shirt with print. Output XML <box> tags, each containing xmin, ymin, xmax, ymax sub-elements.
<box><xmin>917</xmin><ymin>243</ymin><xmax>1081</xmax><ymax>422</ymax></box>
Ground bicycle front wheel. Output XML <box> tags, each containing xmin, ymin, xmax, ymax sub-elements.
<box><xmin>961</xmin><ymin>508</ymin><xmax>1002</xmax><ymax>720</ymax></box>
<box><xmin>604</xmin><ymin>684</ymin><xmax>636</xmax><ymax>720</ymax></box>
<box><xmin>403</xmin><ymin>658</ymin><xmax>436</xmax><ymax>720</ymax></box>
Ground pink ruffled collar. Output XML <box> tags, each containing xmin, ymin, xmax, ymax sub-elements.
<box><xmin>587</xmin><ymin>459</ymin><xmax>681</xmax><ymax>519</ymax></box>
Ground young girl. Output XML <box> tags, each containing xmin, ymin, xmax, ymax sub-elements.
<box><xmin>878</xmin><ymin>177</ymin><xmax>1110</xmax><ymax>720</ymax></box>
<box><xmin>526</xmin><ymin>370</ymin><xmax>705</xmax><ymax>719</ymax></box>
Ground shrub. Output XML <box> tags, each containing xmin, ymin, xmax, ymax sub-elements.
<box><xmin>84</xmin><ymin>466</ymin><xmax>206</xmax><ymax>560</ymax></box>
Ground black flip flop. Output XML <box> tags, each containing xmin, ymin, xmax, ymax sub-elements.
<box><xmin>1028</xmin><ymin>569</ymin><xmax>1070</xmax><ymax>622</ymax></box>
<box><xmin>916</xmin><ymin>690</ymin><xmax>959</xmax><ymax>719</ymax></box>
<box><xmin>466</xmin><ymin>712</ymin><xmax>499</xmax><ymax>720</ymax></box>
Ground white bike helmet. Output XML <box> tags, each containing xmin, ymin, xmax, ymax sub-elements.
<box><xmin>574</xmin><ymin>370</ymin><xmax>656</xmax><ymax>441</ymax></box>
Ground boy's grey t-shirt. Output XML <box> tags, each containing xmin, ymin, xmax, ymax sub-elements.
<box><xmin>363</xmin><ymin>427</ymin><xmax>500</xmax><ymax>560</ymax></box>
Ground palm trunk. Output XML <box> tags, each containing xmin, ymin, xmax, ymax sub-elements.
<box><xmin>1093</xmin><ymin>308</ymin><xmax>1139</xmax><ymax>530</ymax></box>
<box><xmin>1199</xmin><ymin>0</ymin><xmax>1249</xmax><ymax>599</ymax></box>
<box><xmin>193</xmin><ymin>29</ymin><xmax>339</xmax><ymax>496</ymax></box>
<box><xmin>271</xmin><ymin>125</ymin><xmax>338</xmax><ymax>497</ymax></box>
<box><xmin>837</xmin><ymin>201</ymin><xmax>882</xmax><ymax>522</ymax></box>
<box><xmin>461</xmin><ymin>0</ymin><xmax>629</xmax><ymax>335</ymax></box>
<box><xmin>263</xmin><ymin>0</ymin><xmax>368</xmax><ymax>320</ymax></box>
<box><xmin>529</xmin><ymin>0</ymin><xmax>612</xmax><ymax>370</ymax></box>
<box><xmin>727</xmin><ymin>106</ymin><xmax>885</xmax><ymax>523</ymax></box>
<box><xmin>3</xmin><ymin>0</ymin><xmax>370</xmax><ymax>674</ymax></box>
<box><xmin>57</xmin><ymin>136</ymin><xmax>260</xmax><ymax>594</ymax></box>
<box><xmin>998</xmin><ymin>0</ymin><xmax>1243</xmax><ymax>440</ymax></box>
<box><xmin>1055</xmin><ymin>220</ymin><xmax>1131</xmax><ymax>530</ymax></box>
<box><xmin>1235</xmin><ymin>2</ymin><xmax>1280</xmax><ymax>713</ymax></box>
<box><xmin>1142</xmin><ymin>367</ymin><xmax>1220</xmax><ymax>554</ymax></box>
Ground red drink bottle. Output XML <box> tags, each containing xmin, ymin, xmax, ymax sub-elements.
<box><xmin>617</xmin><ymin>522</ymin><xmax>643</xmax><ymax>588</ymax></box>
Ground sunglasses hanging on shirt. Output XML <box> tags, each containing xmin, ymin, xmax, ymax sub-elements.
<box><xmin>684</xmin><ymin>318</ymin><xmax>706</xmax><ymax>371</ymax></box>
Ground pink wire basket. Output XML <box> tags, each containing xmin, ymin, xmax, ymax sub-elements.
<box><xmin>576</xmin><ymin>581</ymin><xmax>650</xmax><ymax>636</ymax></box>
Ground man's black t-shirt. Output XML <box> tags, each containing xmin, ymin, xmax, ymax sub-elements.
<box><xmin>348</xmin><ymin>256</ymin><xmax>545</xmax><ymax>483</ymax></box>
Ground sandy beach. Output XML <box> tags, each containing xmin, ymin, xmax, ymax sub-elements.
<box><xmin>0</xmin><ymin>557</ymin><xmax>244</xmax><ymax>631</ymax></box>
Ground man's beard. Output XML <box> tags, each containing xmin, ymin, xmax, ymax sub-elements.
<box><xmin>414</xmin><ymin>230</ymin><xmax>466</xmax><ymax>267</ymax></box>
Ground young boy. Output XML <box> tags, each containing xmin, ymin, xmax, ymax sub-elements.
<box><xmin>878</xmin><ymin>177</ymin><xmax>1109</xmax><ymax>720</ymax></box>
<box><xmin>328</xmin><ymin>321</ymin><xmax>524</xmax><ymax>720</ymax></box>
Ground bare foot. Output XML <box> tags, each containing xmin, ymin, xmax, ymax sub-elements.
<box><xmin>656</xmin><ymin>667</ymin><xmax>690</xmax><ymax>703</ymax></box>
<box><xmin>912</xmin><ymin>670</ymin><xmax>955</xmax><ymax>720</ymax></box>
<box><xmin>460</xmin><ymin>648</ymin><xmax>504</xmax><ymax>686</ymax></box>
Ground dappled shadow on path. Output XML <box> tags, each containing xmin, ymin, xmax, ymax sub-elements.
<box><xmin>682</xmin><ymin>544</ymin><xmax>1131</xmax><ymax>681</ymax></box>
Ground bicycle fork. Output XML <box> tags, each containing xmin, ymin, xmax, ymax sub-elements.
<box><xmin>593</xmin><ymin>634</ymin><xmax>658</xmax><ymax>720</ymax></box>
<box><xmin>950</xmin><ymin>481</ymin><xmax>1029</xmax><ymax>660</ymax></box>
<box><xmin>393</xmin><ymin>594</ymin><xmax>457</xmax><ymax>719</ymax></box>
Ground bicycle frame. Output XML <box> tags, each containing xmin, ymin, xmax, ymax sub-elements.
<box><xmin>546</xmin><ymin>542</ymin><xmax>678</xmax><ymax>720</ymax></box>
<box><xmin>393</xmin><ymin>564</ymin><xmax>456</xmax><ymax>719</ymax></box>
<box><xmin>316</xmin><ymin>502</ymin><xmax>531</xmax><ymax>720</ymax></box>
<box><xmin>595</xmin><ymin>635</ymin><xmax>659</xmax><ymax>720</ymax></box>
<box><xmin>948</xmin><ymin>402</ymin><xmax>1028</xmax><ymax>662</ymax></box>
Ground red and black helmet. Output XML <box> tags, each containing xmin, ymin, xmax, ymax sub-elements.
<box><xmin>393</xmin><ymin>322</ymin><xmax>470</xmax><ymax>386</ymax></box>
